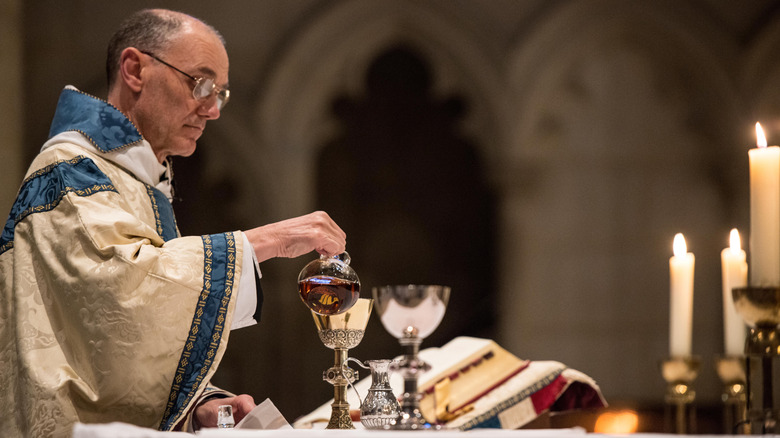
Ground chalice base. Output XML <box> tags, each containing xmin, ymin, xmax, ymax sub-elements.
<box><xmin>393</xmin><ymin>412</ymin><xmax>429</xmax><ymax>430</ymax></box>
<box><xmin>326</xmin><ymin>400</ymin><xmax>355</xmax><ymax>430</ymax></box>
<box><xmin>390</xmin><ymin>391</ymin><xmax>430</xmax><ymax>430</ymax></box>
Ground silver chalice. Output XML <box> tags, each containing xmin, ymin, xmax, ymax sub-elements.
<box><xmin>372</xmin><ymin>285</ymin><xmax>450</xmax><ymax>429</ymax></box>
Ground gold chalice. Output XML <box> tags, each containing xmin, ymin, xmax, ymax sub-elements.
<box><xmin>311</xmin><ymin>297</ymin><xmax>373</xmax><ymax>429</ymax></box>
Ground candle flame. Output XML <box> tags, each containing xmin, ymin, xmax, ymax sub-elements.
<box><xmin>757</xmin><ymin>122</ymin><xmax>768</xmax><ymax>148</ymax></box>
<box><xmin>673</xmin><ymin>233</ymin><xmax>687</xmax><ymax>256</ymax></box>
<box><xmin>729</xmin><ymin>228</ymin><xmax>742</xmax><ymax>253</ymax></box>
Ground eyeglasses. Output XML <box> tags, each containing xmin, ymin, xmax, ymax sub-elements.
<box><xmin>141</xmin><ymin>51</ymin><xmax>230</xmax><ymax>110</ymax></box>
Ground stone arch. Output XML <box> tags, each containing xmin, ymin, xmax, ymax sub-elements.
<box><xmin>254</xmin><ymin>0</ymin><xmax>511</xmax><ymax>219</ymax></box>
<box><xmin>507</xmin><ymin>0</ymin><xmax>741</xmax><ymax>161</ymax></box>
<box><xmin>314</xmin><ymin>43</ymin><xmax>500</xmax><ymax>350</ymax></box>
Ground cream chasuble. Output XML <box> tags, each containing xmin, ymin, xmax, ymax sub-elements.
<box><xmin>0</xmin><ymin>88</ymin><xmax>252</xmax><ymax>437</ymax></box>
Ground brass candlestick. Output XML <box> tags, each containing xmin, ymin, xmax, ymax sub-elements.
<box><xmin>660</xmin><ymin>356</ymin><xmax>700</xmax><ymax>434</ymax></box>
<box><xmin>732</xmin><ymin>286</ymin><xmax>780</xmax><ymax>434</ymax></box>
<box><xmin>715</xmin><ymin>356</ymin><xmax>747</xmax><ymax>434</ymax></box>
<box><xmin>311</xmin><ymin>298</ymin><xmax>373</xmax><ymax>429</ymax></box>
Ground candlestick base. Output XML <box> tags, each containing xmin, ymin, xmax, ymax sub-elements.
<box><xmin>660</xmin><ymin>356</ymin><xmax>699</xmax><ymax>434</ymax></box>
<box><xmin>733</xmin><ymin>287</ymin><xmax>780</xmax><ymax>434</ymax></box>
<box><xmin>715</xmin><ymin>356</ymin><xmax>748</xmax><ymax>434</ymax></box>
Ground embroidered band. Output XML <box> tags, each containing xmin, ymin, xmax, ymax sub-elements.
<box><xmin>0</xmin><ymin>156</ymin><xmax>116</xmax><ymax>255</ymax></box>
<box><xmin>159</xmin><ymin>232</ymin><xmax>236</xmax><ymax>430</ymax></box>
<box><xmin>460</xmin><ymin>367</ymin><xmax>564</xmax><ymax>430</ymax></box>
<box><xmin>145</xmin><ymin>185</ymin><xmax>179</xmax><ymax>241</ymax></box>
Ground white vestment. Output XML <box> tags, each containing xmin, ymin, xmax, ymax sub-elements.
<box><xmin>0</xmin><ymin>87</ymin><xmax>259</xmax><ymax>437</ymax></box>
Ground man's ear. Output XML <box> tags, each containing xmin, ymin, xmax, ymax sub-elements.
<box><xmin>118</xmin><ymin>47</ymin><xmax>146</xmax><ymax>93</ymax></box>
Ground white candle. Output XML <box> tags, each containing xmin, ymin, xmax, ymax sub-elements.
<box><xmin>669</xmin><ymin>233</ymin><xmax>695</xmax><ymax>357</ymax></box>
<box><xmin>749</xmin><ymin>122</ymin><xmax>780</xmax><ymax>286</ymax></box>
<box><xmin>721</xmin><ymin>228</ymin><xmax>748</xmax><ymax>356</ymax></box>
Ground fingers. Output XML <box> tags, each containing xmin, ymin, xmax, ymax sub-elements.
<box><xmin>194</xmin><ymin>394</ymin><xmax>256</xmax><ymax>429</ymax></box>
<box><xmin>311</xmin><ymin>212</ymin><xmax>346</xmax><ymax>257</ymax></box>
<box><xmin>245</xmin><ymin>211</ymin><xmax>348</xmax><ymax>261</ymax></box>
<box><xmin>310</xmin><ymin>211</ymin><xmax>346</xmax><ymax>244</ymax></box>
<box><xmin>231</xmin><ymin>394</ymin><xmax>256</xmax><ymax>423</ymax></box>
<box><xmin>316</xmin><ymin>239</ymin><xmax>345</xmax><ymax>258</ymax></box>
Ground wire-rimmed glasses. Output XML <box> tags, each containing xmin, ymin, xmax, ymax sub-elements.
<box><xmin>141</xmin><ymin>50</ymin><xmax>230</xmax><ymax>110</ymax></box>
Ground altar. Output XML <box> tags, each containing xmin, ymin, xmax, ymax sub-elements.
<box><xmin>70</xmin><ymin>421</ymin><xmax>741</xmax><ymax>438</ymax></box>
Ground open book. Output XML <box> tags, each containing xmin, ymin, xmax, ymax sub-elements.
<box><xmin>293</xmin><ymin>337</ymin><xmax>605</xmax><ymax>430</ymax></box>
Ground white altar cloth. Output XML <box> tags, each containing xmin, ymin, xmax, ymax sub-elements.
<box><xmin>72</xmin><ymin>422</ymin><xmax>589</xmax><ymax>437</ymax></box>
<box><xmin>72</xmin><ymin>422</ymin><xmax>738</xmax><ymax>438</ymax></box>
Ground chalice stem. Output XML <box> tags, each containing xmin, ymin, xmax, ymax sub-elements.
<box><xmin>404</xmin><ymin>377</ymin><xmax>418</xmax><ymax>397</ymax></box>
<box><xmin>401</xmin><ymin>376</ymin><xmax>421</xmax><ymax>413</ymax></box>
<box><xmin>400</xmin><ymin>335</ymin><xmax>421</xmax><ymax>399</ymax></box>
<box><xmin>334</xmin><ymin>348</ymin><xmax>348</xmax><ymax>375</ymax></box>
<box><xmin>394</xmin><ymin>334</ymin><xmax>431</xmax><ymax>427</ymax></box>
<box><xmin>328</xmin><ymin>387</ymin><xmax>353</xmax><ymax>429</ymax></box>
<box><xmin>326</xmin><ymin>347</ymin><xmax>355</xmax><ymax>429</ymax></box>
<box><xmin>401</xmin><ymin>335</ymin><xmax>421</xmax><ymax>355</ymax></box>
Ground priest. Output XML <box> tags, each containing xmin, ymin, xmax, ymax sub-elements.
<box><xmin>0</xmin><ymin>9</ymin><xmax>346</xmax><ymax>438</ymax></box>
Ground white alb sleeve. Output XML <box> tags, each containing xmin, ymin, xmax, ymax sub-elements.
<box><xmin>231</xmin><ymin>233</ymin><xmax>261</xmax><ymax>330</ymax></box>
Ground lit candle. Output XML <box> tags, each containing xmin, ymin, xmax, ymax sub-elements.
<box><xmin>669</xmin><ymin>233</ymin><xmax>694</xmax><ymax>357</ymax></box>
<box><xmin>749</xmin><ymin>122</ymin><xmax>780</xmax><ymax>286</ymax></box>
<box><xmin>721</xmin><ymin>228</ymin><xmax>748</xmax><ymax>356</ymax></box>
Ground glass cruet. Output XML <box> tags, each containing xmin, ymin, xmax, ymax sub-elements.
<box><xmin>297</xmin><ymin>251</ymin><xmax>360</xmax><ymax>315</ymax></box>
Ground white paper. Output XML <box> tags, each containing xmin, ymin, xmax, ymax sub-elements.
<box><xmin>235</xmin><ymin>398</ymin><xmax>292</xmax><ymax>430</ymax></box>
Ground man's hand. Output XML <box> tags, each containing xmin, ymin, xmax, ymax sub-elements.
<box><xmin>194</xmin><ymin>394</ymin><xmax>255</xmax><ymax>429</ymax></box>
<box><xmin>244</xmin><ymin>211</ymin><xmax>347</xmax><ymax>262</ymax></box>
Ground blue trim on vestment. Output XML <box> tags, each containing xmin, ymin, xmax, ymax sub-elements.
<box><xmin>160</xmin><ymin>232</ymin><xmax>236</xmax><ymax>430</ymax></box>
<box><xmin>145</xmin><ymin>185</ymin><xmax>179</xmax><ymax>241</ymax></box>
<box><xmin>48</xmin><ymin>88</ymin><xmax>143</xmax><ymax>152</ymax></box>
<box><xmin>0</xmin><ymin>156</ymin><xmax>116</xmax><ymax>255</ymax></box>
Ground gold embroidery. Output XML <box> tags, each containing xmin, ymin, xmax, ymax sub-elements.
<box><xmin>145</xmin><ymin>186</ymin><xmax>164</xmax><ymax>237</ymax></box>
<box><xmin>160</xmin><ymin>233</ymin><xmax>236</xmax><ymax>428</ymax></box>
<box><xmin>21</xmin><ymin>155</ymin><xmax>89</xmax><ymax>186</ymax></box>
<box><xmin>13</xmin><ymin>184</ymin><xmax>116</xmax><ymax>224</ymax></box>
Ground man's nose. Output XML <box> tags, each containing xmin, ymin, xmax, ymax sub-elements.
<box><xmin>198</xmin><ymin>96</ymin><xmax>221</xmax><ymax>119</ymax></box>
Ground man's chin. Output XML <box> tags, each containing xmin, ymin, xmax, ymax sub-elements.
<box><xmin>178</xmin><ymin>139</ymin><xmax>199</xmax><ymax>157</ymax></box>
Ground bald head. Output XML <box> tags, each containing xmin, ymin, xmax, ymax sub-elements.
<box><xmin>106</xmin><ymin>9</ymin><xmax>224</xmax><ymax>91</ymax></box>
